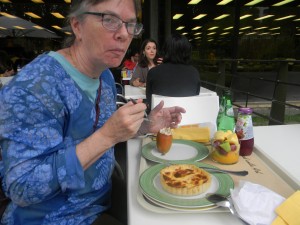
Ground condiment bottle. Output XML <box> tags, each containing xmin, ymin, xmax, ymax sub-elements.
<box><xmin>235</xmin><ymin>107</ymin><xmax>254</xmax><ymax>156</ymax></box>
<box><xmin>217</xmin><ymin>90</ymin><xmax>235</xmax><ymax>132</ymax></box>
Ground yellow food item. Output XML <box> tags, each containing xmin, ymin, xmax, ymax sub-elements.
<box><xmin>211</xmin><ymin>130</ymin><xmax>240</xmax><ymax>164</ymax></box>
<box><xmin>160</xmin><ymin>164</ymin><xmax>211</xmax><ymax>196</ymax></box>
<box><xmin>211</xmin><ymin>151</ymin><xmax>239</xmax><ymax>164</ymax></box>
<box><xmin>172</xmin><ymin>127</ymin><xmax>210</xmax><ymax>143</ymax></box>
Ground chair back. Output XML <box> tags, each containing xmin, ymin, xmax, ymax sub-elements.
<box><xmin>151</xmin><ymin>94</ymin><xmax>219</xmax><ymax>135</ymax></box>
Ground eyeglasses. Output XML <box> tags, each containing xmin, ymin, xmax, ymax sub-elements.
<box><xmin>82</xmin><ymin>12</ymin><xmax>143</xmax><ymax>36</ymax></box>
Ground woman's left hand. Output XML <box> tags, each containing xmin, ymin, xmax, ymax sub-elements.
<box><xmin>143</xmin><ymin>101</ymin><xmax>186</xmax><ymax>134</ymax></box>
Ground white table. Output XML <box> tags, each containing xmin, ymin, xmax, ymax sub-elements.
<box><xmin>126</xmin><ymin>124</ymin><xmax>299</xmax><ymax>225</ymax></box>
<box><xmin>124</xmin><ymin>85</ymin><xmax>217</xmax><ymax>100</ymax></box>
<box><xmin>253</xmin><ymin>124</ymin><xmax>300</xmax><ymax>189</ymax></box>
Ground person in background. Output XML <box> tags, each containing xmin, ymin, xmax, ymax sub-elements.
<box><xmin>130</xmin><ymin>38</ymin><xmax>160</xmax><ymax>87</ymax></box>
<box><xmin>122</xmin><ymin>50</ymin><xmax>139</xmax><ymax>70</ymax></box>
<box><xmin>0</xmin><ymin>1</ymin><xmax>185</xmax><ymax>225</ymax></box>
<box><xmin>146</xmin><ymin>33</ymin><xmax>201</xmax><ymax>109</ymax></box>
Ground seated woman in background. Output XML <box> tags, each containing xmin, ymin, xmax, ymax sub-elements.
<box><xmin>146</xmin><ymin>33</ymin><xmax>201</xmax><ymax>109</ymax></box>
<box><xmin>130</xmin><ymin>38</ymin><xmax>160</xmax><ymax>87</ymax></box>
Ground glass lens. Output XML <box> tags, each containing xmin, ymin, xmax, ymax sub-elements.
<box><xmin>102</xmin><ymin>14</ymin><xmax>121</xmax><ymax>30</ymax></box>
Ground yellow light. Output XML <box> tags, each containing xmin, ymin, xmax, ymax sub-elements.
<box><xmin>193</xmin><ymin>14</ymin><xmax>207</xmax><ymax>20</ymax></box>
<box><xmin>13</xmin><ymin>26</ymin><xmax>26</xmax><ymax>29</ymax></box>
<box><xmin>259</xmin><ymin>32</ymin><xmax>270</xmax><ymax>35</ymax></box>
<box><xmin>52</xmin><ymin>25</ymin><xmax>62</xmax><ymax>30</ymax></box>
<box><xmin>207</xmin><ymin>32</ymin><xmax>216</xmax><ymax>35</ymax></box>
<box><xmin>64</xmin><ymin>0</ymin><xmax>71</xmax><ymax>3</ymax></box>
<box><xmin>192</xmin><ymin>26</ymin><xmax>201</xmax><ymax>30</ymax></box>
<box><xmin>220</xmin><ymin>32</ymin><xmax>229</xmax><ymax>35</ymax></box>
<box><xmin>176</xmin><ymin>26</ymin><xmax>185</xmax><ymax>30</ymax></box>
<box><xmin>217</xmin><ymin>0</ymin><xmax>234</xmax><ymax>5</ymax></box>
<box><xmin>269</xmin><ymin>27</ymin><xmax>280</xmax><ymax>30</ymax></box>
<box><xmin>208</xmin><ymin>26</ymin><xmax>219</xmax><ymax>30</ymax></box>
<box><xmin>194</xmin><ymin>32</ymin><xmax>201</xmax><ymax>35</ymax></box>
<box><xmin>273</xmin><ymin>0</ymin><xmax>295</xmax><ymax>6</ymax></box>
<box><xmin>188</xmin><ymin>0</ymin><xmax>201</xmax><ymax>4</ymax></box>
<box><xmin>255</xmin><ymin>26</ymin><xmax>267</xmax><ymax>30</ymax></box>
<box><xmin>240</xmin><ymin>14</ymin><xmax>252</xmax><ymax>20</ymax></box>
<box><xmin>0</xmin><ymin>12</ymin><xmax>16</xmax><ymax>18</ymax></box>
<box><xmin>182</xmin><ymin>32</ymin><xmax>188</xmax><ymax>35</ymax></box>
<box><xmin>255</xmin><ymin>15</ymin><xmax>274</xmax><ymax>20</ymax></box>
<box><xmin>0</xmin><ymin>0</ymin><xmax>12</xmax><ymax>2</ymax></box>
<box><xmin>0</xmin><ymin>26</ymin><xmax>7</xmax><ymax>29</ymax></box>
<box><xmin>246</xmin><ymin>32</ymin><xmax>256</xmax><ymax>35</ymax></box>
<box><xmin>51</xmin><ymin>12</ymin><xmax>65</xmax><ymax>19</ymax></box>
<box><xmin>240</xmin><ymin>26</ymin><xmax>252</xmax><ymax>30</ymax></box>
<box><xmin>64</xmin><ymin>31</ymin><xmax>72</xmax><ymax>35</ymax></box>
<box><xmin>33</xmin><ymin>25</ymin><xmax>44</xmax><ymax>29</ymax></box>
<box><xmin>245</xmin><ymin>0</ymin><xmax>264</xmax><ymax>6</ymax></box>
<box><xmin>214</xmin><ymin>14</ymin><xmax>230</xmax><ymax>20</ymax></box>
<box><xmin>25</xmin><ymin>12</ymin><xmax>41</xmax><ymax>19</ymax></box>
<box><xmin>274</xmin><ymin>15</ymin><xmax>296</xmax><ymax>21</ymax></box>
<box><xmin>31</xmin><ymin>0</ymin><xmax>44</xmax><ymax>3</ymax></box>
<box><xmin>224</xmin><ymin>26</ymin><xmax>233</xmax><ymax>30</ymax></box>
<box><xmin>173</xmin><ymin>14</ymin><xmax>183</xmax><ymax>19</ymax></box>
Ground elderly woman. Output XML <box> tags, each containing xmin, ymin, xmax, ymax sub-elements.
<box><xmin>130</xmin><ymin>38</ymin><xmax>160</xmax><ymax>87</ymax></box>
<box><xmin>0</xmin><ymin>0</ymin><xmax>185</xmax><ymax>224</ymax></box>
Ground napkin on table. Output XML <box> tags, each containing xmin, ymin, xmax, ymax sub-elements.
<box><xmin>172</xmin><ymin>126</ymin><xmax>210</xmax><ymax>143</ymax></box>
<box><xmin>271</xmin><ymin>190</ymin><xmax>300</xmax><ymax>225</ymax></box>
<box><xmin>230</xmin><ymin>180</ymin><xmax>286</xmax><ymax>225</ymax></box>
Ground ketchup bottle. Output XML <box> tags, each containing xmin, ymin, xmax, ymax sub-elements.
<box><xmin>235</xmin><ymin>107</ymin><xmax>254</xmax><ymax>156</ymax></box>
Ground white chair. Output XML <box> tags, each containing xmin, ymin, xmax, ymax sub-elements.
<box><xmin>151</xmin><ymin>94</ymin><xmax>219</xmax><ymax>137</ymax></box>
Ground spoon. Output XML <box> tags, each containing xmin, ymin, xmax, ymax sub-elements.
<box><xmin>206</xmin><ymin>193</ymin><xmax>249</xmax><ymax>225</ymax></box>
<box><xmin>200</xmin><ymin>167</ymin><xmax>248</xmax><ymax>176</ymax></box>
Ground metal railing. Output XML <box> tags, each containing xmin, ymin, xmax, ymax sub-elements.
<box><xmin>194</xmin><ymin>59</ymin><xmax>300</xmax><ymax>125</ymax></box>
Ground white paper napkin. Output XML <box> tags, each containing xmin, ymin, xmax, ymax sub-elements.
<box><xmin>230</xmin><ymin>181</ymin><xmax>286</xmax><ymax>225</ymax></box>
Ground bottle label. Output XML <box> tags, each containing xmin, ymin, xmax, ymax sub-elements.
<box><xmin>235</xmin><ymin>114</ymin><xmax>253</xmax><ymax>140</ymax></box>
<box><xmin>226</xmin><ymin>107</ymin><xmax>234</xmax><ymax>116</ymax></box>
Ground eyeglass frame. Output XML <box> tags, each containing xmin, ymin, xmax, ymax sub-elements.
<box><xmin>81</xmin><ymin>12</ymin><xmax>143</xmax><ymax>36</ymax></box>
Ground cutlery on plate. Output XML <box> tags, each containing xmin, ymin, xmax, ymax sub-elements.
<box><xmin>164</xmin><ymin>163</ymin><xmax>248</xmax><ymax>176</ymax></box>
<box><xmin>206</xmin><ymin>193</ymin><xmax>249</xmax><ymax>225</ymax></box>
<box><xmin>199</xmin><ymin>167</ymin><xmax>248</xmax><ymax>176</ymax></box>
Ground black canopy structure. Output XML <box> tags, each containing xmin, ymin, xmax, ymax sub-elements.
<box><xmin>0</xmin><ymin>15</ymin><xmax>61</xmax><ymax>38</ymax></box>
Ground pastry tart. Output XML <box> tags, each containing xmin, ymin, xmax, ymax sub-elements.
<box><xmin>160</xmin><ymin>164</ymin><xmax>211</xmax><ymax>196</ymax></box>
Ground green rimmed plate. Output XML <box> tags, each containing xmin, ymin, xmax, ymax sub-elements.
<box><xmin>139</xmin><ymin>162</ymin><xmax>234</xmax><ymax>208</ymax></box>
<box><xmin>141</xmin><ymin>140</ymin><xmax>209</xmax><ymax>164</ymax></box>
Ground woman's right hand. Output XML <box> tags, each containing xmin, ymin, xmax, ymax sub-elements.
<box><xmin>100</xmin><ymin>99</ymin><xmax>147</xmax><ymax>144</ymax></box>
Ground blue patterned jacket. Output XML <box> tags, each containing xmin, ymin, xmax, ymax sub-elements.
<box><xmin>0</xmin><ymin>53</ymin><xmax>117</xmax><ymax>225</ymax></box>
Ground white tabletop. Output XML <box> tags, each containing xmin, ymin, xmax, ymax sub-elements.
<box><xmin>124</xmin><ymin>85</ymin><xmax>216</xmax><ymax>100</ymax></box>
<box><xmin>127</xmin><ymin>124</ymin><xmax>299</xmax><ymax>225</ymax></box>
<box><xmin>253</xmin><ymin>124</ymin><xmax>300</xmax><ymax>189</ymax></box>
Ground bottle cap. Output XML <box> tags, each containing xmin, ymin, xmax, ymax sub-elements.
<box><xmin>238</xmin><ymin>107</ymin><xmax>253</xmax><ymax>114</ymax></box>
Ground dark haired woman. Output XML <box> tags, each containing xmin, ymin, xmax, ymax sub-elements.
<box><xmin>146</xmin><ymin>33</ymin><xmax>201</xmax><ymax>109</ymax></box>
<box><xmin>130</xmin><ymin>38</ymin><xmax>160</xmax><ymax>87</ymax></box>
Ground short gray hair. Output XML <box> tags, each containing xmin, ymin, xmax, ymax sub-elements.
<box><xmin>63</xmin><ymin>0</ymin><xmax>141</xmax><ymax>47</ymax></box>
